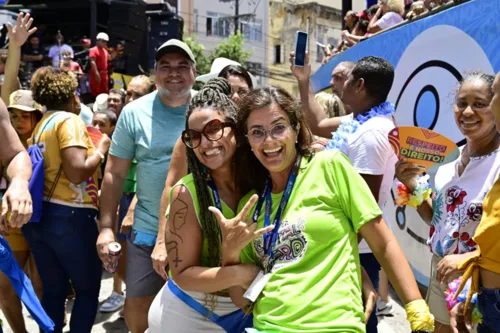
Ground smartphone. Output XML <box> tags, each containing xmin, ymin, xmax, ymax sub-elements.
<box><xmin>294</xmin><ymin>31</ymin><xmax>308</xmax><ymax>67</ymax></box>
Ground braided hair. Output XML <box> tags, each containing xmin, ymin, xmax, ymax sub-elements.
<box><xmin>185</xmin><ymin>77</ymin><xmax>238</xmax><ymax>267</ymax></box>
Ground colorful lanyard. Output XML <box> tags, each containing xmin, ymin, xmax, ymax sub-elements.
<box><xmin>252</xmin><ymin>156</ymin><xmax>302</xmax><ymax>259</ymax></box>
<box><xmin>207</xmin><ymin>179</ymin><xmax>224</xmax><ymax>244</ymax></box>
<box><xmin>207</xmin><ymin>179</ymin><xmax>223</xmax><ymax>212</ymax></box>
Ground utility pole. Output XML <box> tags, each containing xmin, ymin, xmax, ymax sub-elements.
<box><xmin>234</xmin><ymin>0</ymin><xmax>239</xmax><ymax>34</ymax></box>
<box><xmin>90</xmin><ymin>0</ymin><xmax>97</xmax><ymax>44</ymax></box>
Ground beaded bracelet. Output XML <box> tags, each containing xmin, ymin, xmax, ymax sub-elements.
<box><xmin>445</xmin><ymin>277</ymin><xmax>482</xmax><ymax>324</ymax></box>
<box><xmin>394</xmin><ymin>175</ymin><xmax>432</xmax><ymax>207</ymax></box>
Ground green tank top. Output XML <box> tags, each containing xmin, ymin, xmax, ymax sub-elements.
<box><xmin>167</xmin><ymin>173</ymin><xmax>235</xmax><ymax>267</ymax></box>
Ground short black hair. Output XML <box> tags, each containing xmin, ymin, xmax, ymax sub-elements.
<box><xmin>109</xmin><ymin>88</ymin><xmax>126</xmax><ymax>104</ymax></box>
<box><xmin>94</xmin><ymin>109</ymin><xmax>117</xmax><ymax>126</ymax></box>
<box><xmin>358</xmin><ymin>19</ymin><xmax>369</xmax><ymax>35</ymax></box>
<box><xmin>351</xmin><ymin>56</ymin><xmax>394</xmax><ymax>105</ymax></box>
<box><xmin>218</xmin><ymin>65</ymin><xmax>253</xmax><ymax>89</ymax></box>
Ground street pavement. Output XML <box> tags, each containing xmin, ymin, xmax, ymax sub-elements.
<box><xmin>1</xmin><ymin>271</ymin><xmax>411</xmax><ymax>333</ymax></box>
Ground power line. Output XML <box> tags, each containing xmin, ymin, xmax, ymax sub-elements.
<box><xmin>178</xmin><ymin>11</ymin><xmax>324</xmax><ymax>59</ymax></box>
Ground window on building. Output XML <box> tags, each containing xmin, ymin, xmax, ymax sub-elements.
<box><xmin>206</xmin><ymin>12</ymin><xmax>230</xmax><ymax>37</ymax></box>
<box><xmin>241</xmin><ymin>19</ymin><xmax>263</xmax><ymax>42</ymax></box>
<box><xmin>206</xmin><ymin>17</ymin><xmax>213</xmax><ymax>36</ymax></box>
<box><xmin>317</xmin><ymin>44</ymin><xmax>324</xmax><ymax>63</ymax></box>
<box><xmin>194</xmin><ymin>9</ymin><xmax>198</xmax><ymax>34</ymax></box>
<box><xmin>274</xmin><ymin>45</ymin><xmax>282</xmax><ymax>64</ymax></box>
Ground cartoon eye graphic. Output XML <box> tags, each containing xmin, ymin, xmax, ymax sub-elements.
<box><xmin>388</xmin><ymin>25</ymin><xmax>494</xmax><ymax>148</ymax></box>
<box><xmin>395</xmin><ymin>60</ymin><xmax>462</xmax><ymax>133</ymax></box>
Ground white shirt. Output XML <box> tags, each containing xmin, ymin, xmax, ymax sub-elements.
<box><xmin>376</xmin><ymin>12</ymin><xmax>404</xmax><ymax>30</ymax></box>
<box><xmin>428</xmin><ymin>148</ymin><xmax>500</xmax><ymax>256</ymax></box>
<box><xmin>48</xmin><ymin>44</ymin><xmax>74</xmax><ymax>68</ymax></box>
<box><xmin>79</xmin><ymin>104</ymin><xmax>94</xmax><ymax>127</ymax></box>
<box><xmin>346</xmin><ymin>115</ymin><xmax>397</xmax><ymax>254</ymax></box>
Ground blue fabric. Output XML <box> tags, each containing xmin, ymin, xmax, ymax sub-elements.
<box><xmin>0</xmin><ymin>236</ymin><xmax>54</xmax><ymax>332</ymax></box>
<box><xmin>79</xmin><ymin>104</ymin><xmax>94</xmax><ymax>126</ymax></box>
<box><xmin>167</xmin><ymin>279</ymin><xmax>253</xmax><ymax>333</ymax></box>
<box><xmin>22</xmin><ymin>202</ymin><xmax>101</xmax><ymax>333</ymax></box>
<box><xmin>360</xmin><ymin>253</ymin><xmax>381</xmax><ymax>333</ymax></box>
<box><xmin>28</xmin><ymin>112</ymin><xmax>61</xmax><ymax>223</ymax></box>
<box><xmin>477</xmin><ymin>287</ymin><xmax>500</xmax><ymax>332</ymax></box>
<box><xmin>132</xmin><ymin>230</ymin><xmax>156</xmax><ymax>247</ymax></box>
<box><xmin>27</xmin><ymin>145</ymin><xmax>45</xmax><ymax>223</ymax></box>
<box><xmin>109</xmin><ymin>90</ymin><xmax>189</xmax><ymax>235</ymax></box>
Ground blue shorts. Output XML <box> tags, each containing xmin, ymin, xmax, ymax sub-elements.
<box><xmin>477</xmin><ymin>287</ymin><xmax>500</xmax><ymax>332</ymax></box>
<box><xmin>117</xmin><ymin>192</ymin><xmax>135</xmax><ymax>241</ymax></box>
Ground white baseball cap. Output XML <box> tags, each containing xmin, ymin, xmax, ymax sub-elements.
<box><xmin>96</xmin><ymin>32</ymin><xmax>109</xmax><ymax>41</ymax></box>
<box><xmin>196</xmin><ymin>58</ymin><xmax>242</xmax><ymax>83</ymax></box>
<box><xmin>93</xmin><ymin>93</ymin><xmax>109</xmax><ymax>112</ymax></box>
<box><xmin>196</xmin><ymin>57</ymin><xmax>257</xmax><ymax>87</ymax></box>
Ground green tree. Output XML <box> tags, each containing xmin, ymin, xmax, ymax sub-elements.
<box><xmin>184</xmin><ymin>34</ymin><xmax>211</xmax><ymax>75</ymax></box>
<box><xmin>210</xmin><ymin>32</ymin><xmax>252</xmax><ymax>65</ymax></box>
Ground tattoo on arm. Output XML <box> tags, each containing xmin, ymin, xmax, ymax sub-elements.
<box><xmin>169</xmin><ymin>190</ymin><xmax>188</xmax><ymax>243</ymax></box>
<box><xmin>166</xmin><ymin>240</ymin><xmax>182</xmax><ymax>268</ymax></box>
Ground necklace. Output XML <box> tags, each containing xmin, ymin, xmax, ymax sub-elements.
<box><xmin>324</xmin><ymin>102</ymin><xmax>396</xmax><ymax>154</ymax></box>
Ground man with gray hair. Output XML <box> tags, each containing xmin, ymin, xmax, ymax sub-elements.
<box><xmin>290</xmin><ymin>52</ymin><xmax>355</xmax><ymax>138</ymax></box>
<box><xmin>97</xmin><ymin>39</ymin><xmax>196</xmax><ymax>333</ymax></box>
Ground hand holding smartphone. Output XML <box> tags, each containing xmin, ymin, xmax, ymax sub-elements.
<box><xmin>294</xmin><ymin>31</ymin><xmax>308</xmax><ymax>67</ymax></box>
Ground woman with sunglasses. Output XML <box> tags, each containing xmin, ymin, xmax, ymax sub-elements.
<box><xmin>147</xmin><ymin>78</ymin><xmax>271</xmax><ymax>333</ymax></box>
<box><xmin>150</xmin><ymin>64</ymin><xmax>256</xmax><ymax>278</ymax></box>
<box><xmin>210</xmin><ymin>86</ymin><xmax>434</xmax><ymax>333</ymax></box>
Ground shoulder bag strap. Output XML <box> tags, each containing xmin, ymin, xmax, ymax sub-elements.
<box><xmin>33</xmin><ymin>112</ymin><xmax>62</xmax><ymax>146</ymax></box>
<box><xmin>40</xmin><ymin>113</ymin><xmax>71</xmax><ymax>203</ymax></box>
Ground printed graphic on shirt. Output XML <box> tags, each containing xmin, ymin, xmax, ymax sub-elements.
<box><xmin>429</xmin><ymin>185</ymin><xmax>482</xmax><ymax>256</ymax></box>
<box><xmin>253</xmin><ymin>217</ymin><xmax>308</xmax><ymax>272</ymax></box>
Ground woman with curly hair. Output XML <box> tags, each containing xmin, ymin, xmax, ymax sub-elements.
<box><xmin>21</xmin><ymin>66</ymin><xmax>111</xmax><ymax>333</ymax></box>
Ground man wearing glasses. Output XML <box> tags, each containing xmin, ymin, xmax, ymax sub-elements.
<box><xmin>97</xmin><ymin>39</ymin><xmax>196</xmax><ymax>333</ymax></box>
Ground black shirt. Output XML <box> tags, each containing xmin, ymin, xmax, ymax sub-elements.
<box><xmin>23</xmin><ymin>46</ymin><xmax>45</xmax><ymax>70</ymax></box>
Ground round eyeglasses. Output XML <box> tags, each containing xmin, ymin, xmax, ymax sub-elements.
<box><xmin>181</xmin><ymin>119</ymin><xmax>233</xmax><ymax>149</ymax></box>
<box><xmin>246</xmin><ymin>123</ymin><xmax>291</xmax><ymax>144</ymax></box>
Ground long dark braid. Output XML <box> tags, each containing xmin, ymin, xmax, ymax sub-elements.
<box><xmin>185</xmin><ymin>77</ymin><xmax>238</xmax><ymax>268</ymax></box>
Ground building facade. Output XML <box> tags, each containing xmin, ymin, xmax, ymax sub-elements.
<box><xmin>267</xmin><ymin>0</ymin><xmax>343</xmax><ymax>96</ymax></box>
<box><xmin>179</xmin><ymin>0</ymin><xmax>269</xmax><ymax>86</ymax></box>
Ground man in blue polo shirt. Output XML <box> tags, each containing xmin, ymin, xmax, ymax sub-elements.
<box><xmin>96</xmin><ymin>39</ymin><xmax>196</xmax><ymax>333</ymax></box>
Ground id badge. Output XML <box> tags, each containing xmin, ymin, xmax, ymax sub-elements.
<box><xmin>243</xmin><ymin>270</ymin><xmax>272</xmax><ymax>302</ymax></box>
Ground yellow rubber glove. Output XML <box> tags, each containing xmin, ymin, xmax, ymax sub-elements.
<box><xmin>405</xmin><ymin>299</ymin><xmax>435</xmax><ymax>332</ymax></box>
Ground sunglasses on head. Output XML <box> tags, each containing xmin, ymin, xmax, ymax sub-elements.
<box><xmin>181</xmin><ymin>119</ymin><xmax>233</xmax><ymax>149</ymax></box>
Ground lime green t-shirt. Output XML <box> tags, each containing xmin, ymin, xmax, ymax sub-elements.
<box><xmin>168</xmin><ymin>173</ymin><xmax>235</xmax><ymax>267</ymax></box>
<box><xmin>239</xmin><ymin>150</ymin><xmax>382</xmax><ymax>333</ymax></box>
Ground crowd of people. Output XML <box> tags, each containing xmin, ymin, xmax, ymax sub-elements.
<box><xmin>0</xmin><ymin>19</ymin><xmax>127</xmax><ymax>106</ymax></box>
<box><xmin>0</xmin><ymin>7</ymin><xmax>499</xmax><ymax>333</ymax></box>
<box><xmin>322</xmin><ymin>0</ymin><xmax>462</xmax><ymax>63</ymax></box>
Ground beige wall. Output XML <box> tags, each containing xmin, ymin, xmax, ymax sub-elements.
<box><xmin>179</xmin><ymin>0</ymin><xmax>195</xmax><ymax>35</ymax></box>
<box><xmin>268</xmin><ymin>2</ymin><xmax>342</xmax><ymax>96</ymax></box>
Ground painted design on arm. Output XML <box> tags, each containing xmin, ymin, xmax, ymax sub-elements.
<box><xmin>169</xmin><ymin>188</ymin><xmax>188</xmax><ymax>243</ymax></box>
<box><xmin>166</xmin><ymin>240</ymin><xmax>182</xmax><ymax>268</ymax></box>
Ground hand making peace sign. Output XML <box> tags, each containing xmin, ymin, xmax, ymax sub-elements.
<box><xmin>209</xmin><ymin>194</ymin><xmax>275</xmax><ymax>259</ymax></box>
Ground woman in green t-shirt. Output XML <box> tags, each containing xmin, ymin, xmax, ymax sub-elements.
<box><xmin>147</xmin><ymin>78</ymin><xmax>271</xmax><ymax>333</ymax></box>
<box><xmin>211</xmin><ymin>86</ymin><xmax>434</xmax><ymax>333</ymax></box>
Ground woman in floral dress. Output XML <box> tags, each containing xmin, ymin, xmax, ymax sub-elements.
<box><xmin>395</xmin><ymin>72</ymin><xmax>500</xmax><ymax>333</ymax></box>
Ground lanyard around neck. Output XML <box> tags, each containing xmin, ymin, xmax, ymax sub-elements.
<box><xmin>252</xmin><ymin>155</ymin><xmax>302</xmax><ymax>259</ymax></box>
